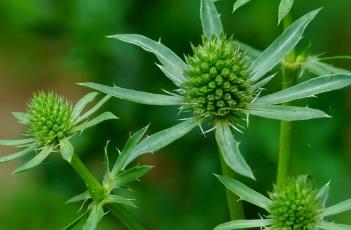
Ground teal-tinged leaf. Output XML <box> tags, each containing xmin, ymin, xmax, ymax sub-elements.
<box><xmin>79</xmin><ymin>83</ymin><xmax>184</xmax><ymax>106</ymax></box>
<box><xmin>103</xmin><ymin>194</ymin><xmax>136</xmax><ymax>208</ymax></box>
<box><xmin>233</xmin><ymin>0</ymin><xmax>252</xmax><ymax>12</ymax></box>
<box><xmin>303</xmin><ymin>56</ymin><xmax>351</xmax><ymax>75</ymax></box>
<box><xmin>252</xmin><ymin>73</ymin><xmax>276</xmax><ymax>90</ymax></box>
<box><xmin>317</xmin><ymin>181</ymin><xmax>330</xmax><ymax>208</ymax></box>
<box><xmin>235</xmin><ymin>41</ymin><xmax>261</xmax><ymax>59</ymax></box>
<box><xmin>214</xmin><ymin>219</ymin><xmax>272</xmax><ymax>230</ymax></box>
<box><xmin>112</xmin><ymin>125</ymin><xmax>149</xmax><ymax>174</ymax></box>
<box><xmin>215</xmin><ymin>121</ymin><xmax>254</xmax><ymax>179</ymax></box>
<box><xmin>113</xmin><ymin>165</ymin><xmax>153</xmax><ymax>186</ymax></box>
<box><xmin>108</xmin><ymin>34</ymin><xmax>186</xmax><ymax>86</ymax></box>
<box><xmin>75</xmin><ymin>95</ymin><xmax>111</xmax><ymax>124</ymax></box>
<box><xmin>13</xmin><ymin>147</ymin><xmax>52</xmax><ymax>174</ymax></box>
<box><xmin>66</xmin><ymin>191</ymin><xmax>91</xmax><ymax>204</ymax></box>
<box><xmin>256</xmin><ymin>74</ymin><xmax>351</xmax><ymax>104</ymax></box>
<box><xmin>0</xmin><ymin>138</ymin><xmax>36</xmax><ymax>146</ymax></box>
<box><xmin>215</xmin><ymin>175</ymin><xmax>271</xmax><ymax>210</ymax></box>
<box><xmin>82</xmin><ymin>204</ymin><xmax>105</xmax><ymax>230</ymax></box>
<box><xmin>278</xmin><ymin>0</ymin><xmax>294</xmax><ymax>25</ymax></box>
<box><xmin>71</xmin><ymin>92</ymin><xmax>99</xmax><ymax>122</ymax></box>
<box><xmin>12</xmin><ymin>112</ymin><xmax>29</xmax><ymax>124</ymax></box>
<box><xmin>0</xmin><ymin>144</ymin><xmax>37</xmax><ymax>163</ymax></box>
<box><xmin>60</xmin><ymin>139</ymin><xmax>74</xmax><ymax>163</ymax></box>
<box><xmin>200</xmin><ymin>0</ymin><xmax>223</xmax><ymax>38</ymax></box>
<box><xmin>323</xmin><ymin>198</ymin><xmax>351</xmax><ymax>217</ymax></box>
<box><xmin>247</xmin><ymin>104</ymin><xmax>330</xmax><ymax>121</ymax></box>
<box><xmin>318</xmin><ymin>222</ymin><xmax>351</xmax><ymax>230</ymax></box>
<box><xmin>74</xmin><ymin>112</ymin><xmax>118</xmax><ymax>132</ymax></box>
<box><xmin>251</xmin><ymin>9</ymin><xmax>320</xmax><ymax>81</ymax></box>
<box><xmin>63</xmin><ymin>209</ymin><xmax>90</xmax><ymax>230</ymax></box>
<box><xmin>124</xmin><ymin>118</ymin><xmax>199</xmax><ymax>167</ymax></box>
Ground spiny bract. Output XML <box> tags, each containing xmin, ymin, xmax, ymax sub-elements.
<box><xmin>27</xmin><ymin>91</ymin><xmax>73</xmax><ymax>145</ymax></box>
<box><xmin>182</xmin><ymin>35</ymin><xmax>253</xmax><ymax>119</ymax></box>
<box><xmin>268</xmin><ymin>177</ymin><xmax>321</xmax><ymax>230</ymax></box>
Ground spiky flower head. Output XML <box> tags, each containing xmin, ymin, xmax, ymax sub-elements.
<box><xmin>268</xmin><ymin>177</ymin><xmax>322</xmax><ymax>230</ymax></box>
<box><xmin>183</xmin><ymin>35</ymin><xmax>253</xmax><ymax>119</ymax></box>
<box><xmin>27</xmin><ymin>91</ymin><xmax>73</xmax><ymax>145</ymax></box>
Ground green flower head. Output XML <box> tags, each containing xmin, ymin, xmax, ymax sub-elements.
<box><xmin>80</xmin><ymin>0</ymin><xmax>351</xmax><ymax>180</ymax></box>
<box><xmin>183</xmin><ymin>35</ymin><xmax>253</xmax><ymax>118</ymax></box>
<box><xmin>216</xmin><ymin>175</ymin><xmax>351</xmax><ymax>230</ymax></box>
<box><xmin>0</xmin><ymin>91</ymin><xmax>116</xmax><ymax>173</ymax></box>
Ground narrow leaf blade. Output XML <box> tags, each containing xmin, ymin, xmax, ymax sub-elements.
<box><xmin>318</xmin><ymin>222</ymin><xmax>351</xmax><ymax>230</ymax></box>
<box><xmin>79</xmin><ymin>83</ymin><xmax>184</xmax><ymax>106</ymax></box>
<box><xmin>323</xmin><ymin>198</ymin><xmax>351</xmax><ymax>217</ymax></box>
<box><xmin>108</xmin><ymin>34</ymin><xmax>186</xmax><ymax>86</ymax></box>
<box><xmin>251</xmin><ymin>9</ymin><xmax>320</xmax><ymax>81</ymax></box>
<box><xmin>200</xmin><ymin>0</ymin><xmax>223</xmax><ymax>38</ymax></box>
<box><xmin>60</xmin><ymin>139</ymin><xmax>74</xmax><ymax>163</ymax></box>
<box><xmin>214</xmin><ymin>219</ymin><xmax>272</xmax><ymax>230</ymax></box>
<box><xmin>13</xmin><ymin>147</ymin><xmax>52</xmax><ymax>174</ymax></box>
<box><xmin>215</xmin><ymin>121</ymin><xmax>255</xmax><ymax>179</ymax></box>
<box><xmin>247</xmin><ymin>104</ymin><xmax>330</xmax><ymax>121</ymax></box>
<box><xmin>12</xmin><ymin>112</ymin><xmax>29</xmax><ymax>124</ymax></box>
<box><xmin>75</xmin><ymin>112</ymin><xmax>118</xmax><ymax>132</ymax></box>
<box><xmin>75</xmin><ymin>95</ymin><xmax>111</xmax><ymax>124</ymax></box>
<box><xmin>233</xmin><ymin>0</ymin><xmax>252</xmax><ymax>12</ymax></box>
<box><xmin>82</xmin><ymin>204</ymin><xmax>105</xmax><ymax>230</ymax></box>
<box><xmin>278</xmin><ymin>0</ymin><xmax>294</xmax><ymax>25</ymax></box>
<box><xmin>63</xmin><ymin>209</ymin><xmax>90</xmax><ymax>230</ymax></box>
<box><xmin>104</xmin><ymin>194</ymin><xmax>136</xmax><ymax>208</ymax></box>
<box><xmin>0</xmin><ymin>144</ymin><xmax>37</xmax><ymax>163</ymax></box>
<box><xmin>114</xmin><ymin>165</ymin><xmax>153</xmax><ymax>186</ymax></box>
<box><xmin>66</xmin><ymin>191</ymin><xmax>91</xmax><ymax>204</ymax></box>
<box><xmin>316</xmin><ymin>181</ymin><xmax>330</xmax><ymax>208</ymax></box>
<box><xmin>303</xmin><ymin>56</ymin><xmax>351</xmax><ymax>75</ymax></box>
<box><xmin>256</xmin><ymin>74</ymin><xmax>351</xmax><ymax>104</ymax></box>
<box><xmin>252</xmin><ymin>73</ymin><xmax>276</xmax><ymax>90</ymax></box>
<box><xmin>215</xmin><ymin>175</ymin><xmax>271</xmax><ymax>210</ymax></box>
<box><xmin>71</xmin><ymin>92</ymin><xmax>99</xmax><ymax>122</ymax></box>
<box><xmin>0</xmin><ymin>138</ymin><xmax>36</xmax><ymax>146</ymax></box>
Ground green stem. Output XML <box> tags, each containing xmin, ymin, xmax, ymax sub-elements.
<box><xmin>70</xmin><ymin>154</ymin><xmax>146</xmax><ymax>230</ymax></box>
<box><xmin>218</xmin><ymin>150</ymin><xmax>245</xmax><ymax>221</ymax></box>
<box><xmin>277</xmin><ymin>14</ymin><xmax>298</xmax><ymax>186</ymax></box>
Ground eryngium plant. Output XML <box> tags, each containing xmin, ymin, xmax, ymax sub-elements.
<box><xmin>80</xmin><ymin>0</ymin><xmax>351</xmax><ymax>179</ymax></box>
<box><xmin>215</xmin><ymin>175</ymin><xmax>351</xmax><ymax>230</ymax></box>
<box><xmin>0</xmin><ymin>91</ymin><xmax>116</xmax><ymax>173</ymax></box>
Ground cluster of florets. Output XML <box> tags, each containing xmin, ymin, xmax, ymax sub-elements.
<box><xmin>27</xmin><ymin>92</ymin><xmax>73</xmax><ymax>145</ymax></box>
<box><xmin>269</xmin><ymin>178</ymin><xmax>322</xmax><ymax>230</ymax></box>
<box><xmin>182</xmin><ymin>35</ymin><xmax>253</xmax><ymax>119</ymax></box>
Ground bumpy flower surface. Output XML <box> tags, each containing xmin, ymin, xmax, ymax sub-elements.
<box><xmin>27</xmin><ymin>92</ymin><xmax>73</xmax><ymax>145</ymax></box>
<box><xmin>269</xmin><ymin>178</ymin><xmax>321</xmax><ymax>230</ymax></box>
<box><xmin>183</xmin><ymin>35</ymin><xmax>253</xmax><ymax>118</ymax></box>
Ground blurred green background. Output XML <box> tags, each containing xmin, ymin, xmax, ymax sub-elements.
<box><xmin>0</xmin><ymin>0</ymin><xmax>350</xmax><ymax>229</ymax></box>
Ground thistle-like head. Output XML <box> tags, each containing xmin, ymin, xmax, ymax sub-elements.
<box><xmin>183</xmin><ymin>35</ymin><xmax>253</xmax><ymax>119</ymax></box>
<box><xmin>269</xmin><ymin>177</ymin><xmax>322</xmax><ymax>230</ymax></box>
<box><xmin>27</xmin><ymin>91</ymin><xmax>73</xmax><ymax>145</ymax></box>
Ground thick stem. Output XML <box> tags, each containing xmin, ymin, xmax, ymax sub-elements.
<box><xmin>70</xmin><ymin>154</ymin><xmax>146</xmax><ymax>230</ymax></box>
<box><xmin>218</xmin><ymin>150</ymin><xmax>245</xmax><ymax>221</ymax></box>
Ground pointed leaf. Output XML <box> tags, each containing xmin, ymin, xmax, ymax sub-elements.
<box><xmin>235</xmin><ymin>41</ymin><xmax>261</xmax><ymax>59</ymax></box>
<box><xmin>200</xmin><ymin>0</ymin><xmax>223</xmax><ymax>38</ymax></box>
<box><xmin>233</xmin><ymin>0</ymin><xmax>252</xmax><ymax>12</ymax></box>
<box><xmin>252</xmin><ymin>73</ymin><xmax>276</xmax><ymax>90</ymax></box>
<box><xmin>247</xmin><ymin>104</ymin><xmax>330</xmax><ymax>121</ymax></box>
<box><xmin>66</xmin><ymin>191</ymin><xmax>91</xmax><ymax>204</ymax></box>
<box><xmin>83</xmin><ymin>204</ymin><xmax>105</xmax><ymax>230</ymax></box>
<box><xmin>103</xmin><ymin>194</ymin><xmax>136</xmax><ymax>208</ymax></box>
<box><xmin>12</xmin><ymin>112</ymin><xmax>29</xmax><ymax>124</ymax></box>
<box><xmin>108</xmin><ymin>34</ymin><xmax>186</xmax><ymax>86</ymax></box>
<box><xmin>112</xmin><ymin>125</ymin><xmax>149</xmax><ymax>174</ymax></box>
<box><xmin>124</xmin><ymin>118</ymin><xmax>198</xmax><ymax>167</ymax></box>
<box><xmin>323</xmin><ymin>198</ymin><xmax>351</xmax><ymax>217</ymax></box>
<box><xmin>63</xmin><ymin>209</ymin><xmax>90</xmax><ymax>230</ymax></box>
<box><xmin>0</xmin><ymin>138</ymin><xmax>36</xmax><ymax>146</ymax></box>
<box><xmin>215</xmin><ymin>175</ymin><xmax>271</xmax><ymax>210</ymax></box>
<box><xmin>71</xmin><ymin>92</ymin><xmax>99</xmax><ymax>122</ymax></box>
<box><xmin>317</xmin><ymin>181</ymin><xmax>330</xmax><ymax>208</ymax></box>
<box><xmin>79</xmin><ymin>83</ymin><xmax>184</xmax><ymax>106</ymax></box>
<box><xmin>278</xmin><ymin>0</ymin><xmax>294</xmax><ymax>25</ymax></box>
<box><xmin>0</xmin><ymin>144</ymin><xmax>37</xmax><ymax>163</ymax></box>
<box><xmin>214</xmin><ymin>219</ymin><xmax>272</xmax><ymax>230</ymax></box>
<box><xmin>318</xmin><ymin>222</ymin><xmax>351</xmax><ymax>230</ymax></box>
<box><xmin>60</xmin><ymin>139</ymin><xmax>74</xmax><ymax>163</ymax></box>
<box><xmin>215</xmin><ymin>121</ymin><xmax>255</xmax><ymax>179</ymax></box>
<box><xmin>303</xmin><ymin>56</ymin><xmax>351</xmax><ymax>75</ymax></box>
<box><xmin>256</xmin><ymin>74</ymin><xmax>351</xmax><ymax>104</ymax></box>
<box><xmin>13</xmin><ymin>147</ymin><xmax>52</xmax><ymax>174</ymax></box>
<box><xmin>75</xmin><ymin>95</ymin><xmax>111</xmax><ymax>124</ymax></box>
<box><xmin>251</xmin><ymin>9</ymin><xmax>320</xmax><ymax>81</ymax></box>
<box><xmin>75</xmin><ymin>112</ymin><xmax>118</xmax><ymax>132</ymax></box>
<box><xmin>113</xmin><ymin>165</ymin><xmax>153</xmax><ymax>186</ymax></box>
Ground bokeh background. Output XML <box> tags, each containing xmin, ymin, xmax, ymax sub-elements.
<box><xmin>0</xmin><ymin>0</ymin><xmax>351</xmax><ymax>229</ymax></box>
